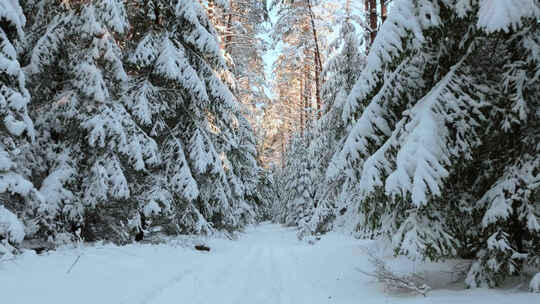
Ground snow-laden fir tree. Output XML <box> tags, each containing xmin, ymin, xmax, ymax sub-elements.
<box><xmin>302</xmin><ymin>1</ymin><xmax>365</xmax><ymax>236</ymax></box>
<box><xmin>275</xmin><ymin>134</ymin><xmax>313</xmax><ymax>230</ymax></box>
<box><xmin>206</xmin><ymin>0</ymin><xmax>268</xmax><ymax>224</ymax></box>
<box><xmin>328</xmin><ymin>0</ymin><xmax>539</xmax><ymax>288</ymax></box>
<box><xmin>0</xmin><ymin>0</ymin><xmax>41</xmax><ymax>256</ymax></box>
<box><xmin>256</xmin><ymin>164</ymin><xmax>280</xmax><ymax>221</ymax></box>
<box><xmin>124</xmin><ymin>0</ymin><xmax>259</xmax><ymax>234</ymax></box>
<box><xmin>224</xmin><ymin>115</ymin><xmax>262</xmax><ymax>225</ymax></box>
<box><xmin>23</xmin><ymin>0</ymin><xmax>160</xmax><ymax>242</ymax></box>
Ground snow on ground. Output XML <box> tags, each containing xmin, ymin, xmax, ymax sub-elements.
<box><xmin>1</xmin><ymin>223</ymin><xmax>536</xmax><ymax>304</ymax></box>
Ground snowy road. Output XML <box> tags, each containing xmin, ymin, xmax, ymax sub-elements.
<box><xmin>1</xmin><ymin>223</ymin><xmax>536</xmax><ymax>304</ymax></box>
<box><xmin>141</xmin><ymin>224</ymin><xmax>367</xmax><ymax>304</ymax></box>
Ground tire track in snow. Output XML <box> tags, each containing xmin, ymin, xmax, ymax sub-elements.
<box><xmin>120</xmin><ymin>254</ymin><xmax>211</xmax><ymax>304</ymax></box>
<box><xmin>119</xmin><ymin>265</ymin><xmax>199</xmax><ymax>304</ymax></box>
<box><xmin>120</xmin><ymin>249</ymin><xmax>231</xmax><ymax>304</ymax></box>
<box><xmin>194</xmin><ymin>245</ymin><xmax>261</xmax><ymax>304</ymax></box>
<box><xmin>226</xmin><ymin>245</ymin><xmax>266</xmax><ymax>304</ymax></box>
<box><xmin>229</xmin><ymin>245</ymin><xmax>280</xmax><ymax>304</ymax></box>
<box><xmin>146</xmin><ymin>244</ymin><xmax>261</xmax><ymax>304</ymax></box>
<box><xmin>270</xmin><ymin>245</ymin><xmax>292</xmax><ymax>304</ymax></box>
<box><xmin>124</xmin><ymin>224</ymin><xmax>313</xmax><ymax>304</ymax></box>
<box><xmin>261</xmin><ymin>246</ymin><xmax>284</xmax><ymax>304</ymax></box>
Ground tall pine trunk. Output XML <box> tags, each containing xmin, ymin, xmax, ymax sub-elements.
<box><xmin>380</xmin><ymin>0</ymin><xmax>387</xmax><ymax>23</ymax></box>
<box><xmin>369</xmin><ymin>0</ymin><xmax>377</xmax><ymax>44</ymax></box>
<box><xmin>307</xmin><ymin>0</ymin><xmax>322</xmax><ymax>118</ymax></box>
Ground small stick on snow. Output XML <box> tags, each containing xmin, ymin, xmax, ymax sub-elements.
<box><xmin>66</xmin><ymin>254</ymin><xmax>82</xmax><ymax>274</ymax></box>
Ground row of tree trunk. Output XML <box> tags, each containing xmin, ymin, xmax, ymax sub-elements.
<box><xmin>276</xmin><ymin>0</ymin><xmax>388</xmax><ymax>165</ymax></box>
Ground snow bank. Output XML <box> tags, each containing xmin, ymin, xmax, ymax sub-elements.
<box><xmin>530</xmin><ymin>273</ymin><xmax>540</xmax><ymax>293</ymax></box>
<box><xmin>0</xmin><ymin>205</ymin><xmax>25</xmax><ymax>261</ymax></box>
<box><xmin>0</xmin><ymin>205</ymin><xmax>25</xmax><ymax>244</ymax></box>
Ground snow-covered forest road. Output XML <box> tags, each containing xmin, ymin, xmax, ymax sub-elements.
<box><xmin>140</xmin><ymin>224</ymin><xmax>367</xmax><ymax>304</ymax></box>
<box><xmin>2</xmin><ymin>224</ymin><xmax>536</xmax><ymax>304</ymax></box>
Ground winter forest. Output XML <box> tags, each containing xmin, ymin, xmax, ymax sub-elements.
<box><xmin>1</xmin><ymin>0</ymin><xmax>539</xmax><ymax>303</ymax></box>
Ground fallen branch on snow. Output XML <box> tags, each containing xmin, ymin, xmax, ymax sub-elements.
<box><xmin>356</xmin><ymin>250</ymin><xmax>430</xmax><ymax>296</ymax></box>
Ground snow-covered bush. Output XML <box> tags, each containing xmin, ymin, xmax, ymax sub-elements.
<box><xmin>0</xmin><ymin>206</ymin><xmax>25</xmax><ymax>259</ymax></box>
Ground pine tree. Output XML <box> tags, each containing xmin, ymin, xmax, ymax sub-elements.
<box><xmin>208</xmin><ymin>0</ymin><xmax>269</xmax><ymax>110</ymax></box>
<box><xmin>271</xmin><ymin>0</ymin><xmax>326</xmax><ymax>136</ymax></box>
<box><xmin>305</xmin><ymin>1</ymin><xmax>365</xmax><ymax>235</ymax></box>
<box><xmin>124</xmin><ymin>0</ymin><xmax>259</xmax><ymax>234</ymax></box>
<box><xmin>205</xmin><ymin>2</ymin><xmax>269</xmax><ymax>215</ymax></box>
<box><xmin>24</xmin><ymin>0</ymin><xmax>160</xmax><ymax>242</ymax></box>
<box><xmin>225</xmin><ymin>115</ymin><xmax>261</xmax><ymax>224</ymax></box>
<box><xmin>329</xmin><ymin>0</ymin><xmax>539</xmax><ymax>287</ymax></box>
<box><xmin>0</xmin><ymin>0</ymin><xmax>40</xmax><ymax>254</ymax></box>
<box><xmin>275</xmin><ymin>134</ymin><xmax>312</xmax><ymax>229</ymax></box>
<box><xmin>257</xmin><ymin>165</ymin><xmax>279</xmax><ymax>221</ymax></box>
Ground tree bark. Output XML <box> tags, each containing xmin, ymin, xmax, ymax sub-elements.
<box><xmin>381</xmin><ymin>0</ymin><xmax>387</xmax><ymax>23</ymax></box>
<box><xmin>306</xmin><ymin>0</ymin><xmax>322</xmax><ymax>119</ymax></box>
<box><xmin>300</xmin><ymin>75</ymin><xmax>304</xmax><ymax>136</ymax></box>
<box><xmin>314</xmin><ymin>54</ymin><xmax>321</xmax><ymax>117</ymax></box>
<box><xmin>369</xmin><ymin>0</ymin><xmax>377</xmax><ymax>45</ymax></box>
<box><xmin>281</xmin><ymin>131</ymin><xmax>285</xmax><ymax>168</ymax></box>
<box><xmin>225</xmin><ymin>0</ymin><xmax>234</xmax><ymax>49</ymax></box>
<box><xmin>364</xmin><ymin>0</ymin><xmax>371</xmax><ymax>51</ymax></box>
<box><xmin>304</xmin><ymin>63</ymin><xmax>311</xmax><ymax>127</ymax></box>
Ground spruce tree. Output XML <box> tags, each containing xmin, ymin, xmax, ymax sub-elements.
<box><xmin>306</xmin><ymin>6</ymin><xmax>365</xmax><ymax>235</ymax></box>
<box><xmin>276</xmin><ymin>135</ymin><xmax>312</xmax><ymax>229</ymax></box>
<box><xmin>24</xmin><ymin>0</ymin><xmax>160</xmax><ymax>242</ymax></box>
<box><xmin>124</xmin><ymin>0</ymin><xmax>259</xmax><ymax>234</ymax></box>
<box><xmin>329</xmin><ymin>0</ymin><xmax>539</xmax><ymax>287</ymax></box>
<box><xmin>0</xmin><ymin>0</ymin><xmax>40</xmax><ymax>254</ymax></box>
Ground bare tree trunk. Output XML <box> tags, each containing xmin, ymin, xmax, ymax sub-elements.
<box><xmin>364</xmin><ymin>0</ymin><xmax>371</xmax><ymax>51</ymax></box>
<box><xmin>306</xmin><ymin>0</ymin><xmax>322</xmax><ymax>119</ymax></box>
<box><xmin>364</xmin><ymin>0</ymin><xmax>369</xmax><ymax>17</ymax></box>
<box><xmin>369</xmin><ymin>0</ymin><xmax>377</xmax><ymax>45</ymax></box>
<box><xmin>314</xmin><ymin>55</ymin><xmax>321</xmax><ymax>118</ymax></box>
<box><xmin>300</xmin><ymin>75</ymin><xmax>304</xmax><ymax>136</ymax></box>
<box><xmin>207</xmin><ymin>0</ymin><xmax>216</xmax><ymax>23</ymax></box>
<box><xmin>305</xmin><ymin>60</ymin><xmax>313</xmax><ymax>126</ymax></box>
<box><xmin>224</xmin><ymin>0</ymin><xmax>234</xmax><ymax>49</ymax></box>
<box><xmin>152</xmin><ymin>0</ymin><xmax>160</xmax><ymax>25</ymax></box>
<box><xmin>281</xmin><ymin>131</ymin><xmax>285</xmax><ymax>168</ymax></box>
<box><xmin>380</xmin><ymin>0</ymin><xmax>387</xmax><ymax>23</ymax></box>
